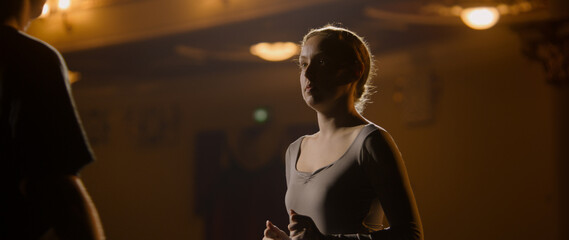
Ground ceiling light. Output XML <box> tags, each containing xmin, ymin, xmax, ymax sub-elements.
<box><xmin>58</xmin><ymin>0</ymin><xmax>71</xmax><ymax>11</ymax></box>
<box><xmin>250</xmin><ymin>42</ymin><xmax>299</xmax><ymax>61</ymax></box>
<box><xmin>460</xmin><ymin>7</ymin><xmax>500</xmax><ymax>30</ymax></box>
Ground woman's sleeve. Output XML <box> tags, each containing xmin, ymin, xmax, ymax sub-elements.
<box><xmin>328</xmin><ymin>129</ymin><xmax>423</xmax><ymax>240</ymax></box>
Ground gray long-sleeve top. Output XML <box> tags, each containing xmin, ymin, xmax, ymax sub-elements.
<box><xmin>284</xmin><ymin>124</ymin><xmax>423</xmax><ymax>240</ymax></box>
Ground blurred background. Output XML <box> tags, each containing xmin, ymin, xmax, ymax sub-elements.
<box><xmin>27</xmin><ymin>0</ymin><xmax>569</xmax><ymax>239</ymax></box>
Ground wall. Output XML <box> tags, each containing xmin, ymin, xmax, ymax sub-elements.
<box><xmin>368</xmin><ymin>27</ymin><xmax>560</xmax><ymax>240</ymax></box>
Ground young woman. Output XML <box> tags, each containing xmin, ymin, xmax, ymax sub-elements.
<box><xmin>263</xmin><ymin>25</ymin><xmax>423</xmax><ymax>240</ymax></box>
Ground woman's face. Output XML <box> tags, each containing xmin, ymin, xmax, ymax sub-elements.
<box><xmin>298</xmin><ymin>35</ymin><xmax>357</xmax><ymax>111</ymax></box>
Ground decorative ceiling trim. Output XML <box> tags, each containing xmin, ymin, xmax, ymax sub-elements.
<box><xmin>28</xmin><ymin>0</ymin><xmax>339</xmax><ymax>52</ymax></box>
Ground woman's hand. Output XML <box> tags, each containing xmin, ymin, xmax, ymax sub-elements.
<box><xmin>263</xmin><ymin>220</ymin><xmax>290</xmax><ymax>240</ymax></box>
<box><xmin>288</xmin><ymin>210</ymin><xmax>326</xmax><ymax>240</ymax></box>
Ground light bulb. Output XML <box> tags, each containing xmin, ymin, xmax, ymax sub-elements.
<box><xmin>58</xmin><ymin>0</ymin><xmax>71</xmax><ymax>11</ymax></box>
<box><xmin>460</xmin><ymin>7</ymin><xmax>500</xmax><ymax>30</ymax></box>
<box><xmin>250</xmin><ymin>42</ymin><xmax>299</xmax><ymax>61</ymax></box>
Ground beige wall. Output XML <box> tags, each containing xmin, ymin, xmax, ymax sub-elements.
<box><xmin>369</xmin><ymin>28</ymin><xmax>560</xmax><ymax>240</ymax></box>
<box><xmin>72</xmin><ymin>26</ymin><xmax>565</xmax><ymax>240</ymax></box>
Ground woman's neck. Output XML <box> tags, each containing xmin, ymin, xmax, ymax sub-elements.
<box><xmin>315</xmin><ymin>106</ymin><xmax>367</xmax><ymax>137</ymax></box>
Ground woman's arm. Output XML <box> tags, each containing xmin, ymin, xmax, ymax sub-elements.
<box><xmin>355</xmin><ymin>129</ymin><xmax>423</xmax><ymax>240</ymax></box>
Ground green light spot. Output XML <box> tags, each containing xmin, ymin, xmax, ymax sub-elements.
<box><xmin>253</xmin><ymin>108</ymin><xmax>269</xmax><ymax>123</ymax></box>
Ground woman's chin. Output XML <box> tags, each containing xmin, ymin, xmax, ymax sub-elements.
<box><xmin>304</xmin><ymin>99</ymin><xmax>330</xmax><ymax>112</ymax></box>
<box><xmin>304</xmin><ymin>98</ymin><xmax>319</xmax><ymax>110</ymax></box>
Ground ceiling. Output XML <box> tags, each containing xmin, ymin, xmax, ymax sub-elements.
<box><xmin>26</xmin><ymin>0</ymin><xmax>566</xmax><ymax>86</ymax></box>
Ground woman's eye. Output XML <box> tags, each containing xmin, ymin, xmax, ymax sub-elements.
<box><xmin>299</xmin><ymin>62</ymin><xmax>308</xmax><ymax>69</ymax></box>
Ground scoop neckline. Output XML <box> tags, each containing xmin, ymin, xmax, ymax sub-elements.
<box><xmin>294</xmin><ymin>123</ymin><xmax>373</xmax><ymax>176</ymax></box>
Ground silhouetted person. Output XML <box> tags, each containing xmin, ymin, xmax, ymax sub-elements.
<box><xmin>263</xmin><ymin>25</ymin><xmax>423</xmax><ymax>240</ymax></box>
<box><xmin>1</xmin><ymin>0</ymin><xmax>105</xmax><ymax>239</ymax></box>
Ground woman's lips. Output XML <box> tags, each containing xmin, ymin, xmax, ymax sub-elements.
<box><xmin>305</xmin><ymin>83</ymin><xmax>316</xmax><ymax>92</ymax></box>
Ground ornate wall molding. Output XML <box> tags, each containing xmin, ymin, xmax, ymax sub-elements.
<box><xmin>513</xmin><ymin>19</ymin><xmax>569</xmax><ymax>86</ymax></box>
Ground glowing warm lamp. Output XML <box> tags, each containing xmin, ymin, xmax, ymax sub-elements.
<box><xmin>250</xmin><ymin>42</ymin><xmax>299</xmax><ymax>61</ymax></box>
<box><xmin>40</xmin><ymin>3</ymin><xmax>50</xmax><ymax>18</ymax></box>
<box><xmin>58</xmin><ymin>0</ymin><xmax>71</xmax><ymax>11</ymax></box>
<box><xmin>460</xmin><ymin>7</ymin><xmax>500</xmax><ymax>30</ymax></box>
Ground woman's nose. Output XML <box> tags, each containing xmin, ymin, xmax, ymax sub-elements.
<box><xmin>305</xmin><ymin>63</ymin><xmax>318</xmax><ymax>82</ymax></box>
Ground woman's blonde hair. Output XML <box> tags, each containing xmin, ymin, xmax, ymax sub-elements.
<box><xmin>301</xmin><ymin>25</ymin><xmax>376</xmax><ymax>113</ymax></box>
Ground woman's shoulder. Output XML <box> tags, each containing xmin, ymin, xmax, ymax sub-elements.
<box><xmin>359</xmin><ymin>123</ymin><xmax>389</xmax><ymax>140</ymax></box>
<box><xmin>286</xmin><ymin>135</ymin><xmax>306</xmax><ymax>157</ymax></box>
<box><xmin>358</xmin><ymin>123</ymin><xmax>399</xmax><ymax>157</ymax></box>
<box><xmin>288</xmin><ymin>136</ymin><xmax>300</xmax><ymax>147</ymax></box>
<box><xmin>288</xmin><ymin>129</ymin><xmax>320</xmax><ymax>149</ymax></box>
